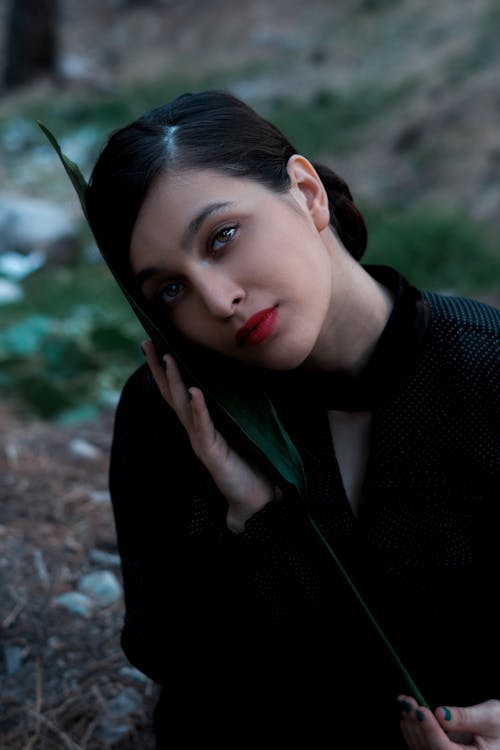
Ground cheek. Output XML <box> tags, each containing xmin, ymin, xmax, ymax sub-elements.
<box><xmin>170</xmin><ymin>302</ymin><xmax>221</xmax><ymax>348</ymax></box>
<box><xmin>276</xmin><ymin>248</ymin><xmax>331</xmax><ymax>298</ymax></box>
<box><xmin>174</xmin><ymin>317</ymin><xmax>204</xmax><ymax>343</ymax></box>
<box><xmin>168</xmin><ymin>302</ymin><xmax>200</xmax><ymax>339</ymax></box>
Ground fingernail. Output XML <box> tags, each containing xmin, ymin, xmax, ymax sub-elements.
<box><xmin>441</xmin><ymin>706</ymin><xmax>452</xmax><ymax>721</ymax></box>
<box><xmin>162</xmin><ymin>355</ymin><xmax>168</xmax><ymax>370</ymax></box>
<box><xmin>416</xmin><ymin>709</ymin><xmax>425</xmax><ymax>722</ymax></box>
<box><xmin>187</xmin><ymin>390</ymin><xmax>192</xmax><ymax>401</ymax></box>
<box><xmin>397</xmin><ymin>699</ymin><xmax>412</xmax><ymax>713</ymax></box>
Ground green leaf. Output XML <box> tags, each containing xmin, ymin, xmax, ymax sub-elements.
<box><xmin>123</xmin><ymin>284</ymin><xmax>308</xmax><ymax>496</ymax></box>
<box><xmin>307</xmin><ymin>515</ymin><xmax>429</xmax><ymax>708</ymax></box>
<box><xmin>37</xmin><ymin>121</ymin><xmax>89</xmax><ymax>220</ymax></box>
<box><xmin>37</xmin><ymin>121</ymin><xmax>307</xmax><ymax>498</ymax></box>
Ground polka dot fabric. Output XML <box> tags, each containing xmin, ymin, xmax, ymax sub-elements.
<box><xmin>110</xmin><ymin>268</ymin><xmax>499</xmax><ymax>747</ymax></box>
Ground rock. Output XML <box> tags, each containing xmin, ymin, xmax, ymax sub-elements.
<box><xmin>88</xmin><ymin>489</ymin><xmax>111</xmax><ymax>504</ymax></box>
<box><xmin>78</xmin><ymin>570</ymin><xmax>122</xmax><ymax>607</ymax></box>
<box><xmin>96</xmin><ymin>687</ymin><xmax>145</xmax><ymax>744</ymax></box>
<box><xmin>68</xmin><ymin>438</ymin><xmax>102</xmax><ymax>460</ymax></box>
<box><xmin>53</xmin><ymin>591</ymin><xmax>94</xmax><ymax>618</ymax></box>
<box><xmin>89</xmin><ymin>547</ymin><xmax>121</xmax><ymax>567</ymax></box>
<box><xmin>0</xmin><ymin>194</ymin><xmax>76</xmax><ymax>253</ymax></box>
<box><xmin>58</xmin><ymin>55</ymin><xmax>94</xmax><ymax>84</ymax></box>
<box><xmin>0</xmin><ymin>250</ymin><xmax>45</xmax><ymax>280</ymax></box>
<box><xmin>118</xmin><ymin>665</ymin><xmax>151</xmax><ymax>683</ymax></box>
<box><xmin>4</xmin><ymin>645</ymin><xmax>25</xmax><ymax>675</ymax></box>
<box><xmin>0</xmin><ymin>278</ymin><xmax>23</xmax><ymax>305</ymax></box>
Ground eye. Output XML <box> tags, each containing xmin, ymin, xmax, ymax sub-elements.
<box><xmin>159</xmin><ymin>280</ymin><xmax>185</xmax><ymax>303</ymax></box>
<box><xmin>211</xmin><ymin>225</ymin><xmax>237</xmax><ymax>253</ymax></box>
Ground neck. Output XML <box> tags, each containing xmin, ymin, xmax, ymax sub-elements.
<box><xmin>304</xmin><ymin>258</ymin><xmax>395</xmax><ymax>373</ymax></box>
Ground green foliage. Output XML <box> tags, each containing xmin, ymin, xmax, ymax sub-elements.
<box><xmin>363</xmin><ymin>205</ymin><xmax>500</xmax><ymax>295</ymax></box>
<box><xmin>38</xmin><ymin>121</ymin><xmax>89</xmax><ymax>218</ymax></box>
<box><xmin>0</xmin><ymin>263</ymin><xmax>143</xmax><ymax>421</ymax></box>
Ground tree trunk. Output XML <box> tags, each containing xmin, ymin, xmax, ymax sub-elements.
<box><xmin>4</xmin><ymin>0</ymin><xmax>58</xmax><ymax>89</ymax></box>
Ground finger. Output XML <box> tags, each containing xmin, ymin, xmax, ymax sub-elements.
<box><xmin>400</xmin><ymin>712</ymin><xmax>433</xmax><ymax>750</ymax></box>
<box><xmin>163</xmin><ymin>354</ymin><xmax>193</xmax><ymax>422</ymax></box>
<box><xmin>189</xmin><ymin>387</ymin><xmax>219</xmax><ymax>455</ymax></box>
<box><xmin>398</xmin><ymin>698</ymin><xmax>458</xmax><ymax>750</ymax></box>
<box><xmin>142</xmin><ymin>344</ymin><xmax>191</xmax><ymax>424</ymax></box>
<box><xmin>398</xmin><ymin>696</ymin><xmax>424</xmax><ymax>750</ymax></box>
<box><xmin>435</xmin><ymin>699</ymin><xmax>500</xmax><ymax>738</ymax></box>
<box><xmin>408</xmin><ymin>713</ymin><xmax>454</xmax><ymax>749</ymax></box>
<box><xmin>398</xmin><ymin>695</ymin><xmax>420</xmax><ymax>715</ymax></box>
<box><xmin>142</xmin><ymin>340</ymin><xmax>172</xmax><ymax>404</ymax></box>
<box><xmin>400</xmin><ymin>718</ymin><xmax>424</xmax><ymax>750</ymax></box>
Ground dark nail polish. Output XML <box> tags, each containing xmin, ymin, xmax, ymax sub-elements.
<box><xmin>397</xmin><ymin>699</ymin><xmax>412</xmax><ymax>713</ymax></box>
<box><xmin>187</xmin><ymin>390</ymin><xmax>192</xmax><ymax>401</ymax></box>
<box><xmin>441</xmin><ymin>706</ymin><xmax>452</xmax><ymax>721</ymax></box>
<box><xmin>416</xmin><ymin>709</ymin><xmax>425</xmax><ymax>722</ymax></box>
<box><xmin>162</xmin><ymin>355</ymin><xmax>168</xmax><ymax>370</ymax></box>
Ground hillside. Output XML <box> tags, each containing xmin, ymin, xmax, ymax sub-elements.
<box><xmin>2</xmin><ymin>0</ymin><xmax>500</xmax><ymax>226</ymax></box>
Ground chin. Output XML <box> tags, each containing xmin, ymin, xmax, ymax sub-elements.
<box><xmin>247</xmin><ymin>347</ymin><xmax>313</xmax><ymax>372</ymax></box>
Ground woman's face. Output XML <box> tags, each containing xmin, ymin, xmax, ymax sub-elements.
<box><xmin>129</xmin><ymin>157</ymin><xmax>348</xmax><ymax>370</ymax></box>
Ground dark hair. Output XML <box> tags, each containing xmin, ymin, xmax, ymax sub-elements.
<box><xmin>86</xmin><ymin>90</ymin><xmax>367</xmax><ymax>284</ymax></box>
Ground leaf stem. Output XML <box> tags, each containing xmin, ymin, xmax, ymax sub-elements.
<box><xmin>307</xmin><ymin>513</ymin><xmax>429</xmax><ymax>708</ymax></box>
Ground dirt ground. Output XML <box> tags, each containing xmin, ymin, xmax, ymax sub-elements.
<box><xmin>0</xmin><ymin>402</ymin><xmax>158</xmax><ymax>749</ymax></box>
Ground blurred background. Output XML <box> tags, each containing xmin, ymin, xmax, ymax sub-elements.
<box><xmin>0</xmin><ymin>0</ymin><xmax>499</xmax><ymax>747</ymax></box>
<box><xmin>1</xmin><ymin>0</ymin><xmax>500</xmax><ymax>421</ymax></box>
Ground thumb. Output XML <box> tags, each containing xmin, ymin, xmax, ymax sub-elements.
<box><xmin>435</xmin><ymin>700</ymin><xmax>500</xmax><ymax>735</ymax></box>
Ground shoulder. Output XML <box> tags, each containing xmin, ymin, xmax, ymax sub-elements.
<box><xmin>423</xmin><ymin>292</ymin><xmax>499</xmax><ymax>373</ymax></box>
<box><xmin>118</xmin><ymin>362</ymin><xmax>158</xmax><ymax>410</ymax></box>
<box><xmin>112</xmin><ymin>362</ymin><xmax>188</xmax><ymax>450</ymax></box>
<box><xmin>412</xmin><ymin>292</ymin><xmax>499</xmax><ymax>470</ymax></box>
<box><xmin>424</xmin><ymin>290</ymin><xmax>499</xmax><ymax>339</ymax></box>
<box><xmin>419</xmin><ymin>292</ymin><xmax>499</xmax><ymax>429</ymax></box>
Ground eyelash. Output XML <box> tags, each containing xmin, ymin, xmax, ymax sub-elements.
<box><xmin>157</xmin><ymin>224</ymin><xmax>238</xmax><ymax>305</ymax></box>
<box><xmin>158</xmin><ymin>280</ymin><xmax>185</xmax><ymax>303</ymax></box>
<box><xmin>209</xmin><ymin>224</ymin><xmax>238</xmax><ymax>255</ymax></box>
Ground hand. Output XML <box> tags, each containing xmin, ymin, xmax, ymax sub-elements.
<box><xmin>398</xmin><ymin>694</ymin><xmax>500</xmax><ymax>749</ymax></box>
<box><xmin>142</xmin><ymin>341</ymin><xmax>280</xmax><ymax>532</ymax></box>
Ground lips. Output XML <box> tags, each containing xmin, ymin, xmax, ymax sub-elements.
<box><xmin>236</xmin><ymin>306</ymin><xmax>278</xmax><ymax>346</ymax></box>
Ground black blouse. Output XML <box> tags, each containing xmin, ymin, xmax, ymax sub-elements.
<box><xmin>109</xmin><ymin>267</ymin><xmax>499</xmax><ymax>748</ymax></box>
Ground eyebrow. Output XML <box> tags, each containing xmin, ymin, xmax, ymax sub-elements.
<box><xmin>183</xmin><ymin>200</ymin><xmax>236</xmax><ymax>247</ymax></box>
<box><xmin>134</xmin><ymin>200</ymin><xmax>236</xmax><ymax>288</ymax></box>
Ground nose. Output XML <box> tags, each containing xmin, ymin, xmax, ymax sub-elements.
<box><xmin>194</xmin><ymin>269</ymin><xmax>245</xmax><ymax>319</ymax></box>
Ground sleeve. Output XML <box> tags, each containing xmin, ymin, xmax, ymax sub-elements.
<box><xmin>108</xmin><ymin>365</ymin><xmax>308</xmax><ymax>689</ymax></box>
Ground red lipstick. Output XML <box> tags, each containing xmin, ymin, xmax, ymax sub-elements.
<box><xmin>236</xmin><ymin>306</ymin><xmax>278</xmax><ymax>346</ymax></box>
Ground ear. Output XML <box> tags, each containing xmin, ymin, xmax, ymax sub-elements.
<box><xmin>286</xmin><ymin>154</ymin><xmax>330</xmax><ymax>231</ymax></box>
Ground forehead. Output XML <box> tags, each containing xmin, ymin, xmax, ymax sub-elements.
<box><xmin>145</xmin><ymin>168</ymin><xmax>269</xmax><ymax>208</ymax></box>
<box><xmin>132</xmin><ymin>168</ymin><xmax>274</xmax><ymax>237</ymax></box>
<box><xmin>129</xmin><ymin>169</ymin><xmax>273</xmax><ymax>265</ymax></box>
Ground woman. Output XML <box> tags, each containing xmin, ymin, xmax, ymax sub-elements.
<box><xmin>85</xmin><ymin>90</ymin><xmax>500</xmax><ymax>748</ymax></box>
